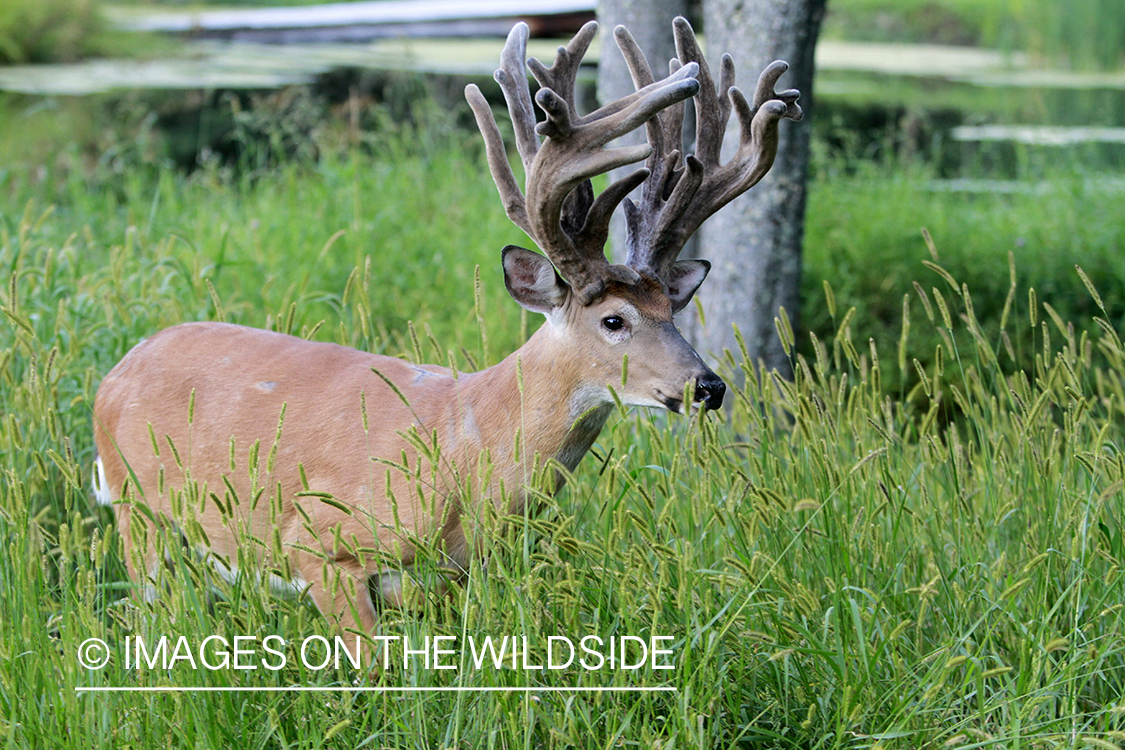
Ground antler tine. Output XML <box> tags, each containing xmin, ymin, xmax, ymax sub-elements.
<box><xmin>524</xmin><ymin>21</ymin><xmax>600</xmax><ymax>240</ymax></box>
<box><xmin>755</xmin><ymin>59</ymin><xmax>802</xmax><ymax>113</ymax></box>
<box><xmin>496</xmin><ymin>23</ymin><xmax>541</xmax><ymax>175</ymax></box>
<box><xmin>623</xmin><ymin>16</ymin><xmax>803</xmax><ymax>280</ymax></box>
<box><xmin>466</xmin><ymin>85</ymin><xmax>532</xmax><ymax>237</ymax></box>
<box><xmin>526</xmin><ymin>21</ymin><xmax>598</xmax><ymax>126</ymax></box>
<box><xmin>688</xmin><ymin>56</ymin><xmax>803</xmax><ymax>216</ymax></box>
<box><xmin>614</xmin><ymin>25</ymin><xmax>694</xmax><ymax>274</ymax></box>
<box><xmin>719</xmin><ymin>62</ymin><xmax>803</xmax><ymax>202</ymax></box>
<box><xmin>673</xmin><ymin>20</ymin><xmax>731</xmax><ymax>170</ymax></box>
<box><xmin>465</xmin><ymin>23</ymin><xmax>541</xmax><ymax>238</ymax></box>
<box><xmin>613</xmin><ymin>27</ymin><xmax>684</xmax><ymax>208</ymax></box>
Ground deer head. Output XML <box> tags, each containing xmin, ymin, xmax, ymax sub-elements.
<box><xmin>465</xmin><ymin>18</ymin><xmax>802</xmax><ymax>413</ymax></box>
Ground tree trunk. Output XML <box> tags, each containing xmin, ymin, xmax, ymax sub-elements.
<box><xmin>596</xmin><ymin>0</ymin><xmax>692</xmax><ymax>265</ymax></box>
<box><xmin>693</xmin><ymin>0</ymin><xmax>826</xmax><ymax>379</ymax></box>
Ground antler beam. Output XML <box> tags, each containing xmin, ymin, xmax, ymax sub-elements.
<box><xmin>466</xmin><ymin>21</ymin><xmax>701</xmax><ymax>304</ymax></box>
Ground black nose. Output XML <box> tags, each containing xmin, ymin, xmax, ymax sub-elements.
<box><xmin>693</xmin><ymin>375</ymin><xmax>726</xmax><ymax>410</ymax></box>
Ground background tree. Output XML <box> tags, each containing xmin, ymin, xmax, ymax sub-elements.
<box><xmin>698</xmin><ymin>0</ymin><xmax>825</xmax><ymax>378</ymax></box>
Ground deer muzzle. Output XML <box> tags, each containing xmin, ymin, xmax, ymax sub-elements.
<box><xmin>693</xmin><ymin>373</ymin><xmax>726</xmax><ymax>411</ymax></box>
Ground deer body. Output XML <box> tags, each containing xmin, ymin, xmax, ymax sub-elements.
<box><xmin>94</xmin><ymin>264</ymin><xmax>720</xmax><ymax>625</ymax></box>
<box><xmin>93</xmin><ymin>18</ymin><xmax>801</xmax><ymax>644</ymax></box>
<box><xmin>95</xmin><ymin>320</ymin><xmax>611</xmax><ymax>617</ymax></box>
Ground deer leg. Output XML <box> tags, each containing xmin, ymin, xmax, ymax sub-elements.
<box><xmin>297</xmin><ymin>551</ymin><xmax>380</xmax><ymax>666</ymax></box>
<box><xmin>375</xmin><ymin>570</ymin><xmax>407</xmax><ymax>607</ymax></box>
<box><xmin>118</xmin><ymin>505</ymin><xmax>161</xmax><ymax>602</ymax></box>
<box><xmin>373</xmin><ymin>562</ymin><xmax>464</xmax><ymax>609</ymax></box>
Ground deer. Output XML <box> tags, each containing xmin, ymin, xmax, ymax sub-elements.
<box><xmin>91</xmin><ymin>17</ymin><xmax>801</xmax><ymax>652</ymax></box>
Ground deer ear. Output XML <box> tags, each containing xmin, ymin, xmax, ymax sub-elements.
<box><xmin>666</xmin><ymin>259</ymin><xmax>711</xmax><ymax>313</ymax></box>
<box><xmin>502</xmin><ymin>245</ymin><xmax>568</xmax><ymax>314</ymax></box>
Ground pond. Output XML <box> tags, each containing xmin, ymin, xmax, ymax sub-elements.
<box><xmin>813</xmin><ymin>40</ymin><xmax>1125</xmax><ymax>181</ymax></box>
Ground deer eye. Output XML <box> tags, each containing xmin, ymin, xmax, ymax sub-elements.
<box><xmin>602</xmin><ymin>315</ymin><xmax>625</xmax><ymax>332</ymax></box>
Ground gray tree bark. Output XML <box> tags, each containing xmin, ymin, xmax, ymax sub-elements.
<box><xmin>695</xmin><ymin>0</ymin><xmax>826</xmax><ymax>379</ymax></box>
<box><xmin>596</xmin><ymin>0</ymin><xmax>692</xmax><ymax>266</ymax></box>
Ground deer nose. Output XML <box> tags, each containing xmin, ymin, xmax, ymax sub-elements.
<box><xmin>693</xmin><ymin>375</ymin><xmax>726</xmax><ymax>410</ymax></box>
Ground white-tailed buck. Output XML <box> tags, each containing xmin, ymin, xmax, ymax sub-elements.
<box><xmin>93</xmin><ymin>18</ymin><xmax>801</xmax><ymax>644</ymax></box>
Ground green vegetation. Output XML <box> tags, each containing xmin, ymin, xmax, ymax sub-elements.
<box><xmin>824</xmin><ymin>0</ymin><xmax>1125</xmax><ymax>70</ymax></box>
<box><xmin>803</xmin><ymin>161</ymin><xmax>1125</xmax><ymax>387</ymax></box>
<box><xmin>2</xmin><ymin>96</ymin><xmax>1124</xmax><ymax>744</ymax></box>
<box><xmin>0</xmin><ymin>0</ymin><xmax>1121</xmax><ymax>741</ymax></box>
<box><xmin>1013</xmin><ymin>0</ymin><xmax>1125</xmax><ymax>72</ymax></box>
<box><xmin>822</xmin><ymin>0</ymin><xmax>1002</xmax><ymax>47</ymax></box>
<box><xmin>0</xmin><ymin>0</ymin><xmax>106</xmax><ymax>64</ymax></box>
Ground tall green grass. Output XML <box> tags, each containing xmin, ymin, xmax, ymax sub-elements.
<box><xmin>802</xmin><ymin>161</ymin><xmax>1125</xmax><ymax>389</ymax></box>
<box><xmin>2</xmin><ymin>141</ymin><xmax>1124</xmax><ymax>746</ymax></box>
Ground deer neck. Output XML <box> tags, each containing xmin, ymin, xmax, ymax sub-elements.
<box><xmin>455</xmin><ymin>323</ymin><xmax>612</xmax><ymax>505</ymax></box>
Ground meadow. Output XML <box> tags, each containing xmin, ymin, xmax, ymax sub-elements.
<box><xmin>1</xmin><ymin>94</ymin><xmax>1124</xmax><ymax>748</ymax></box>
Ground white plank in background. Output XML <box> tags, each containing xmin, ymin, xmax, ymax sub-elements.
<box><xmin>117</xmin><ymin>0</ymin><xmax>596</xmax><ymax>33</ymax></box>
<box><xmin>951</xmin><ymin>125</ymin><xmax>1125</xmax><ymax>146</ymax></box>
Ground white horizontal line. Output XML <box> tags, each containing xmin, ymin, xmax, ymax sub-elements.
<box><xmin>76</xmin><ymin>685</ymin><xmax>676</xmax><ymax>693</ymax></box>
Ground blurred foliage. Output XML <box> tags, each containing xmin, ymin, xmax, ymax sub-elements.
<box><xmin>1012</xmin><ymin>0</ymin><xmax>1125</xmax><ymax>72</ymax></box>
<box><xmin>2</xmin><ymin>0</ymin><xmax>1121</xmax><ymax>72</ymax></box>
<box><xmin>0</xmin><ymin>67</ymin><xmax>468</xmax><ymax>187</ymax></box>
<box><xmin>802</xmin><ymin>159</ymin><xmax>1125</xmax><ymax>399</ymax></box>
<box><xmin>0</xmin><ymin>0</ymin><xmax>106</xmax><ymax>64</ymax></box>
<box><xmin>823</xmin><ymin>0</ymin><xmax>994</xmax><ymax>46</ymax></box>
<box><xmin>825</xmin><ymin>0</ymin><xmax>1125</xmax><ymax>71</ymax></box>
